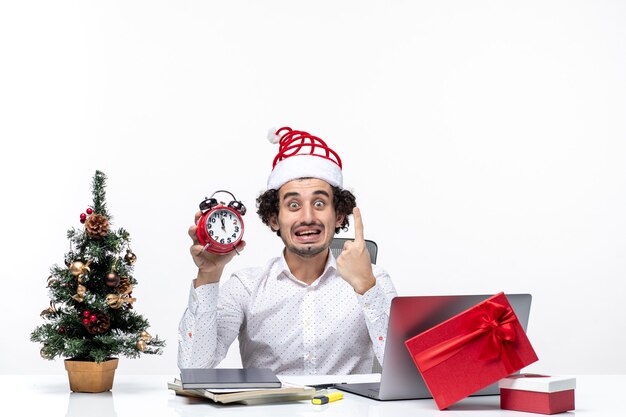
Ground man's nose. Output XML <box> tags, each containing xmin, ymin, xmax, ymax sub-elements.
<box><xmin>301</xmin><ymin>204</ymin><xmax>315</xmax><ymax>222</ymax></box>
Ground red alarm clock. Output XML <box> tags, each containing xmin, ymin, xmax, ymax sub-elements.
<box><xmin>196</xmin><ymin>190</ymin><xmax>246</xmax><ymax>254</ymax></box>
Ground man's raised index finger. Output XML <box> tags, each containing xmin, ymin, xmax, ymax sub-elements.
<box><xmin>353</xmin><ymin>207</ymin><xmax>364</xmax><ymax>242</ymax></box>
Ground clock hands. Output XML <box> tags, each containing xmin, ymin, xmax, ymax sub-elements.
<box><xmin>221</xmin><ymin>217</ymin><xmax>226</xmax><ymax>232</ymax></box>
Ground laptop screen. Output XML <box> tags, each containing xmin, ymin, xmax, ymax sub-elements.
<box><xmin>377</xmin><ymin>293</ymin><xmax>532</xmax><ymax>400</ymax></box>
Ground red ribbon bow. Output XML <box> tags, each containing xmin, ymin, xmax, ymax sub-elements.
<box><xmin>412</xmin><ymin>300</ymin><xmax>524</xmax><ymax>374</ymax></box>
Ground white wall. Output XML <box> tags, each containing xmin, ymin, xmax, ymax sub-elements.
<box><xmin>1</xmin><ymin>1</ymin><xmax>624</xmax><ymax>376</ymax></box>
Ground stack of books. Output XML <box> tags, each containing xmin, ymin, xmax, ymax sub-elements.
<box><xmin>168</xmin><ymin>368</ymin><xmax>316</xmax><ymax>405</ymax></box>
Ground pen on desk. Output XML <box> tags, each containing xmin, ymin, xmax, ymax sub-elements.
<box><xmin>312</xmin><ymin>391</ymin><xmax>343</xmax><ymax>405</ymax></box>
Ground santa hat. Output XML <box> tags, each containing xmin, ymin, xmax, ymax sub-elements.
<box><xmin>266</xmin><ymin>126</ymin><xmax>343</xmax><ymax>190</ymax></box>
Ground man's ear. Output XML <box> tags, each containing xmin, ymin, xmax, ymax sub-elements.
<box><xmin>335</xmin><ymin>213</ymin><xmax>345</xmax><ymax>229</ymax></box>
<box><xmin>269</xmin><ymin>215</ymin><xmax>279</xmax><ymax>231</ymax></box>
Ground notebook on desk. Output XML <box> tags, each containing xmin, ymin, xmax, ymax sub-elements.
<box><xmin>180</xmin><ymin>367</ymin><xmax>282</xmax><ymax>389</ymax></box>
<box><xmin>335</xmin><ymin>293</ymin><xmax>533</xmax><ymax>401</ymax></box>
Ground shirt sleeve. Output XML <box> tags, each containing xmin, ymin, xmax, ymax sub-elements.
<box><xmin>177</xmin><ymin>277</ymin><xmax>247</xmax><ymax>369</ymax></box>
<box><xmin>356</xmin><ymin>265</ymin><xmax>397</xmax><ymax>367</ymax></box>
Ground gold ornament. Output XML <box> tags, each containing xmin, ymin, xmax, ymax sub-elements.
<box><xmin>116</xmin><ymin>277</ymin><xmax>133</xmax><ymax>295</ymax></box>
<box><xmin>71</xmin><ymin>283</ymin><xmax>87</xmax><ymax>302</ymax></box>
<box><xmin>105</xmin><ymin>293</ymin><xmax>124</xmax><ymax>309</ymax></box>
<box><xmin>106</xmin><ymin>277</ymin><xmax>135</xmax><ymax>308</ymax></box>
<box><xmin>69</xmin><ymin>261</ymin><xmax>91</xmax><ymax>302</ymax></box>
<box><xmin>124</xmin><ymin>248</ymin><xmax>137</xmax><ymax>265</ymax></box>
<box><xmin>69</xmin><ymin>260</ymin><xmax>91</xmax><ymax>277</ymax></box>
<box><xmin>40</xmin><ymin>301</ymin><xmax>58</xmax><ymax>317</ymax></box>
<box><xmin>106</xmin><ymin>293</ymin><xmax>136</xmax><ymax>309</ymax></box>
<box><xmin>136</xmin><ymin>339</ymin><xmax>147</xmax><ymax>352</ymax></box>
<box><xmin>46</xmin><ymin>275</ymin><xmax>58</xmax><ymax>287</ymax></box>
<box><xmin>139</xmin><ymin>330</ymin><xmax>151</xmax><ymax>341</ymax></box>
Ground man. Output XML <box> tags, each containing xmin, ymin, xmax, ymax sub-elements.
<box><xmin>178</xmin><ymin>126</ymin><xmax>397</xmax><ymax>375</ymax></box>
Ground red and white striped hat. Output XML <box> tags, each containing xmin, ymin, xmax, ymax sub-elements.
<box><xmin>266</xmin><ymin>126</ymin><xmax>343</xmax><ymax>190</ymax></box>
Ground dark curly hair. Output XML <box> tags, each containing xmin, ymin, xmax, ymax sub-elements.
<box><xmin>256</xmin><ymin>184</ymin><xmax>356</xmax><ymax>236</ymax></box>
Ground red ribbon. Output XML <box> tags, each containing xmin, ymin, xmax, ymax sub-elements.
<box><xmin>411</xmin><ymin>300</ymin><xmax>524</xmax><ymax>374</ymax></box>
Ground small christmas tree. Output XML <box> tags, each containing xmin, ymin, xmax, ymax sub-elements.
<box><xmin>31</xmin><ymin>170</ymin><xmax>165</xmax><ymax>363</ymax></box>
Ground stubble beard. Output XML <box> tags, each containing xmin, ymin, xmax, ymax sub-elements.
<box><xmin>285</xmin><ymin>242</ymin><xmax>328</xmax><ymax>258</ymax></box>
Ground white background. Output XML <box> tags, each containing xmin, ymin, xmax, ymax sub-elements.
<box><xmin>1</xmin><ymin>1</ymin><xmax>624</xmax><ymax>376</ymax></box>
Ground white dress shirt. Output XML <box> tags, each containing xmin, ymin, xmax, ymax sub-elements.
<box><xmin>177</xmin><ymin>252</ymin><xmax>397</xmax><ymax>375</ymax></box>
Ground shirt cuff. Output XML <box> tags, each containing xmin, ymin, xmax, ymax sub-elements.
<box><xmin>357</xmin><ymin>282</ymin><xmax>386</xmax><ymax>322</ymax></box>
<box><xmin>187</xmin><ymin>281</ymin><xmax>219</xmax><ymax>315</ymax></box>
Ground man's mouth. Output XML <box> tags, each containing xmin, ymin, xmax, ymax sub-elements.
<box><xmin>295</xmin><ymin>230</ymin><xmax>321</xmax><ymax>237</ymax></box>
<box><xmin>294</xmin><ymin>226</ymin><xmax>323</xmax><ymax>242</ymax></box>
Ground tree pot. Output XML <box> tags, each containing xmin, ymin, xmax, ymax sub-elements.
<box><xmin>64</xmin><ymin>358</ymin><xmax>119</xmax><ymax>393</ymax></box>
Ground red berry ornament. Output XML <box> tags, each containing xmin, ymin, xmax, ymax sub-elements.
<box><xmin>82</xmin><ymin>318</ymin><xmax>90</xmax><ymax>325</ymax></box>
<box><xmin>86</xmin><ymin>208</ymin><xmax>93</xmax><ymax>214</ymax></box>
<box><xmin>83</xmin><ymin>310</ymin><xmax>90</xmax><ymax>318</ymax></box>
<box><xmin>89</xmin><ymin>314</ymin><xmax>97</xmax><ymax>323</ymax></box>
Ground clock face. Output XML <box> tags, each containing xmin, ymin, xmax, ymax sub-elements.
<box><xmin>204</xmin><ymin>208</ymin><xmax>243</xmax><ymax>246</ymax></box>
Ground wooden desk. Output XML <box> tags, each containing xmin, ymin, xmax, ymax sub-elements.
<box><xmin>2</xmin><ymin>374</ymin><xmax>619</xmax><ymax>416</ymax></box>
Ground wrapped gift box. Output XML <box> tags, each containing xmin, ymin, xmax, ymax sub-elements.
<box><xmin>404</xmin><ymin>292</ymin><xmax>539</xmax><ymax>410</ymax></box>
<box><xmin>499</xmin><ymin>374</ymin><xmax>576</xmax><ymax>414</ymax></box>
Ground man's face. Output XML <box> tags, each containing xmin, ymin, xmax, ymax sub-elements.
<box><xmin>270</xmin><ymin>178</ymin><xmax>344</xmax><ymax>258</ymax></box>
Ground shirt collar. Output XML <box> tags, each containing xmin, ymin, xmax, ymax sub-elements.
<box><xmin>275</xmin><ymin>249</ymin><xmax>338</xmax><ymax>286</ymax></box>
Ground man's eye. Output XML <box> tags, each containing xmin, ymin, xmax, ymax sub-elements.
<box><xmin>314</xmin><ymin>200</ymin><xmax>325</xmax><ymax>208</ymax></box>
<box><xmin>288</xmin><ymin>202</ymin><xmax>299</xmax><ymax>209</ymax></box>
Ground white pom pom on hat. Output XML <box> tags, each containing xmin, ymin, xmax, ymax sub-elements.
<box><xmin>266</xmin><ymin>126</ymin><xmax>343</xmax><ymax>190</ymax></box>
<box><xmin>267</xmin><ymin>127</ymin><xmax>280</xmax><ymax>144</ymax></box>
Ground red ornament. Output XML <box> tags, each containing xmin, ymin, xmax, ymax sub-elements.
<box><xmin>80</xmin><ymin>218</ymin><xmax>86</xmax><ymax>224</ymax></box>
<box><xmin>82</xmin><ymin>318</ymin><xmax>90</xmax><ymax>325</ymax></box>
<box><xmin>83</xmin><ymin>310</ymin><xmax>90</xmax><ymax>317</ymax></box>
<box><xmin>86</xmin><ymin>208</ymin><xmax>93</xmax><ymax>214</ymax></box>
<box><xmin>89</xmin><ymin>314</ymin><xmax>97</xmax><ymax>323</ymax></box>
<box><xmin>80</xmin><ymin>213</ymin><xmax>87</xmax><ymax>220</ymax></box>
<box><xmin>58</xmin><ymin>326</ymin><xmax>66</xmax><ymax>334</ymax></box>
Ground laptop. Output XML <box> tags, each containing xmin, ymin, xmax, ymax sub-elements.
<box><xmin>336</xmin><ymin>293</ymin><xmax>533</xmax><ymax>401</ymax></box>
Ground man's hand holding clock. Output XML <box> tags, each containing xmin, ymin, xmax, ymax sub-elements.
<box><xmin>189</xmin><ymin>210</ymin><xmax>246</xmax><ymax>287</ymax></box>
